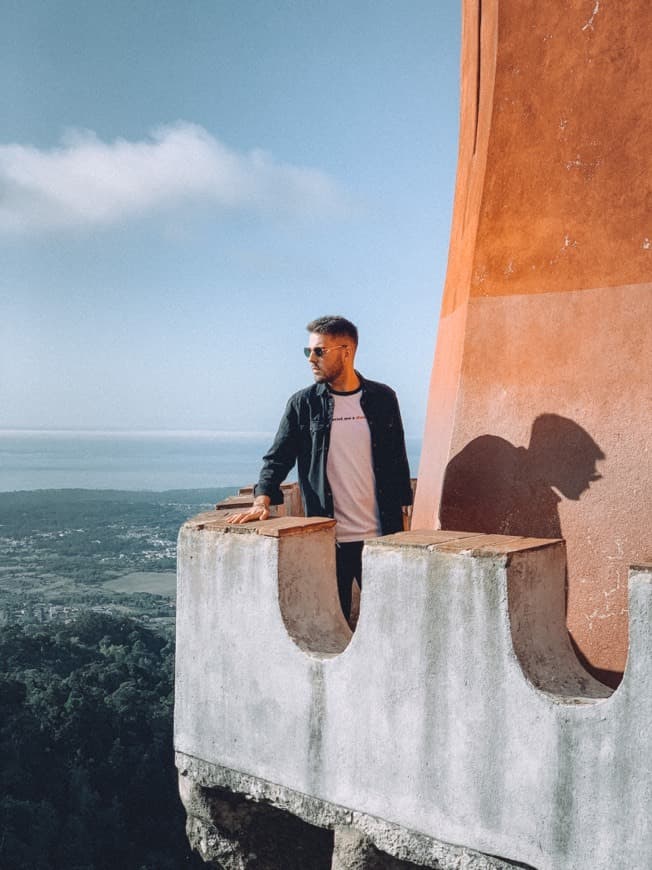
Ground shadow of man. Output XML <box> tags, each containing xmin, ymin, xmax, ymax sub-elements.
<box><xmin>441</xmin><ymin>415</ymin><xmax>625</xmax><ymax>688</ymax></box>
<box><xmin>441</xmin><ymin>414</ymin><xmax>616</xmax><ymax>684</ymax></box>
<box><xmin>440</xmin><ymin>414</ymin><xmax>604</xmax><ymax>540</ymax></box>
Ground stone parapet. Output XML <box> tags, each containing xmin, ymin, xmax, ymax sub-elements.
<box><xmin>174</xmin><ymin>516</ymin><xmax>652</xmax><ymax>869</ymax></box>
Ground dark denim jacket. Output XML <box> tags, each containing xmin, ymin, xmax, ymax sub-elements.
<box><xmin>254</xmin><ymin>373</ymin><xmax>413</xmax><ymax>536</ymax></box>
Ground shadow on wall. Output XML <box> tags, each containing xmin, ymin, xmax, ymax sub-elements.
<box><xmin>440</xmin><ymin>415</ymin><xmax>619</xmax><ymax>687</ymax></box>
<box><xmin>440</xmin><ymin>414</ymin><xmax>604</xmax><ymax>539</ymax></box>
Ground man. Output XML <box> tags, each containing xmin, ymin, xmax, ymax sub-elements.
<box><xmin>226</xmin><ymin>315</ymin><xmax>413</xmax><ymax>621</ymax></box>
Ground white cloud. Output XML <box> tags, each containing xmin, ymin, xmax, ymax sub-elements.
<box><xmin>0</xmin><ymin>122</ymin><xmax>347</xmax><ymax>233</ymax></box>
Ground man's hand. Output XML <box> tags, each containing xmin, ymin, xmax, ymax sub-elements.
<box><xmin>225</xmin><ymin>495</ymin><xmax>271</xmax><ymax>524</ymax></box>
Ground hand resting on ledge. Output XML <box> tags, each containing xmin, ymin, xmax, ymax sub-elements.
<box><xmin>224</xmin><ymin>494</ymin><xmax>271</xmax><ymax>524</ymax></box>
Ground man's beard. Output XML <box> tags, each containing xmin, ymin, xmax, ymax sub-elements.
<box><xmin>312</xmin><ymin>361</ymin><xmax>343</xmax><ymax>385</ymax></box>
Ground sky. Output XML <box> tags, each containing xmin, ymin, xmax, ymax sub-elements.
<box><xmin>0</xmin><ymin>0</ymin><xmax>461</xmax><ymax>439</ymax></box>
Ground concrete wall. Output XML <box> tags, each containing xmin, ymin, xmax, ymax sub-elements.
<box><xmin>174</xmin><ymin>515</ymin><xmax>652</xmax><ymax>869</ymax></box>
<box><xmin>413</xmin><ymin>0</ymin><xmax>652</xmax><ymax>683</ymax></box>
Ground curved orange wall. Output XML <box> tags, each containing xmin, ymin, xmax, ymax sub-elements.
<box><xmin>414</xmin><ymin>0</ymin><xmax>652</xmax><ymax>682</ymax></box>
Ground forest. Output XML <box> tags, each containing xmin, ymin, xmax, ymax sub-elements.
<box><xmin>0</xmin><ymin>611</ymin><xmax>204</xmax><ymax>869</ymax></box>
<box><xmin>0</xmin><ymin>488</ymin><xmax>235</xmax><ymax>869</ymax></box>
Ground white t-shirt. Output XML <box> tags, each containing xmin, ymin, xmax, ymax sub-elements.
<box><xmin>326</xmin><ymin>389</ymin><xmax>381</xmax><ymax>542</ymax></box>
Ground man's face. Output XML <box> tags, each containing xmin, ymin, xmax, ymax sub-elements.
<box><xmin>306</xmin><ymin>332</ymin><xmax>349</xmax><ymax>385</ymax></box>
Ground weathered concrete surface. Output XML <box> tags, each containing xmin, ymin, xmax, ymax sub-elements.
<box><xmin>413</xmin><ymin>0</ymin><xmax>652</xmax><ymax>682</ymax></box>
<box><xmin>174</xmin><ymin>517</ymin><xmax>652</xmax><ymax>869</ymax></box>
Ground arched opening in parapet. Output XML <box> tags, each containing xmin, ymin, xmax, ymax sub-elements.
<box><xmin>277</xmin><ymin>532</ymin><xmax>353</xmax><ymax>657</ymax></box>
<box><xmin>504</xmin><ymin>543</ymin><xmax>613</xmax><ymax>704</ymax></box>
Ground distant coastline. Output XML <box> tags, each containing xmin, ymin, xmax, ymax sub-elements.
<box><xmin>0</xmin><ymin>429</ymin><xmax>276</xmax><ymax>492</ymax></box>
<box><xmin>0</xmin><ymin>429</ymin><xmax>423</xmax><ymax>493</ymax></box>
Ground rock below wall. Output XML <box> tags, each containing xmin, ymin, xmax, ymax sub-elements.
<box><xmin>179</xmin><ymin>760</ymin><xmax>531</xmax><ymax>870</ymax></box>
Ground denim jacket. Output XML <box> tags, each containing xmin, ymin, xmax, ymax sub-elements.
<box><xmin>254</xmin><ymin>373</ymin><xmax>413</xmax><ymax>536</ymax></box>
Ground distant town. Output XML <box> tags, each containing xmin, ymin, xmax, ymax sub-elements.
<box><xmin>0</xmin><ymin>487</ymin><xmax>234</xmax><ymax>635</ymax></box>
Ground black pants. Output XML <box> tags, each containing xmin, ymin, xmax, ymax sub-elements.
<box><xmin>335</xmin><ymin>541</ymin><xmax>364</xmax><ymax>621</ymax></box>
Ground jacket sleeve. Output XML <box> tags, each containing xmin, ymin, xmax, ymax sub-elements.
<box><xmin>391</xmin><ymin>394</ymin><xmax>414</xmax><ymax>506</ymax></box>
<box><xmin>253</xmin><ymin>397</ymin><xmax>300</xmax><ymax>505</ymax></box>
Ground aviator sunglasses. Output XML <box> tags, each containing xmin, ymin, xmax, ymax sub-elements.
<box><xmin>303</xmin><ymin>345</ymin><xmax>347</xmax><ymax>359</ymax></box>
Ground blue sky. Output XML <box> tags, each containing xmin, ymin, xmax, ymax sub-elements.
<box><xmin>0</xmin><ymin>0</ymin><xmax>460</xmax><ymax>438</ymax></box>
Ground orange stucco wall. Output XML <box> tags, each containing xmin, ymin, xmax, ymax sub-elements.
<box><xmin>414</xmin><ymin>0</ymin><xmax>652</xmax><ymax>682</ymax></box>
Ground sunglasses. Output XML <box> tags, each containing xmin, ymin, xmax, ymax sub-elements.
<box><xmin>303</xmin><ymin>345</ymin><xmax>347</xmax><ymax>359</ymax></box>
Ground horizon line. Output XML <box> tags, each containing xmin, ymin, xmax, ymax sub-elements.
<box><xmin>0</xmin><ymin>428</ymin><xmax>276</xmax><ymax>438</ymax></box>
<box><xmin>0</xmin><ymin>427</ymin><xmax>423</xmax><ymax>440</ymax></box>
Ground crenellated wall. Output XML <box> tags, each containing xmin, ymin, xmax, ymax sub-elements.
<box><xmin>413</xmin><ymin>0</ymin><xmax>652</xmax><ymax>683</ymax></box>
<box><xmin>175</xmin><ymin>515</ymin><xmax>652</xmax><ymax>869</ymax></box>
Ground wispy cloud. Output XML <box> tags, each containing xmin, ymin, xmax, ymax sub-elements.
<box><xmin>0</xmin><ymin>122</ymin><xmax>347</xmax><ymax>233</ymax></box>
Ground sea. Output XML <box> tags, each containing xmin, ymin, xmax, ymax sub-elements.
<box><xmin>0</xmin><ymin>430</ymin><xmax>422</xmax><ymax>493</ymax></box>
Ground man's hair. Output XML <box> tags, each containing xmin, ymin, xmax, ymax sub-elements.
<box><xmin>306</xmin><ymin>315</ymin><xmax>358</xmax><ymax>346</ymax></box>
